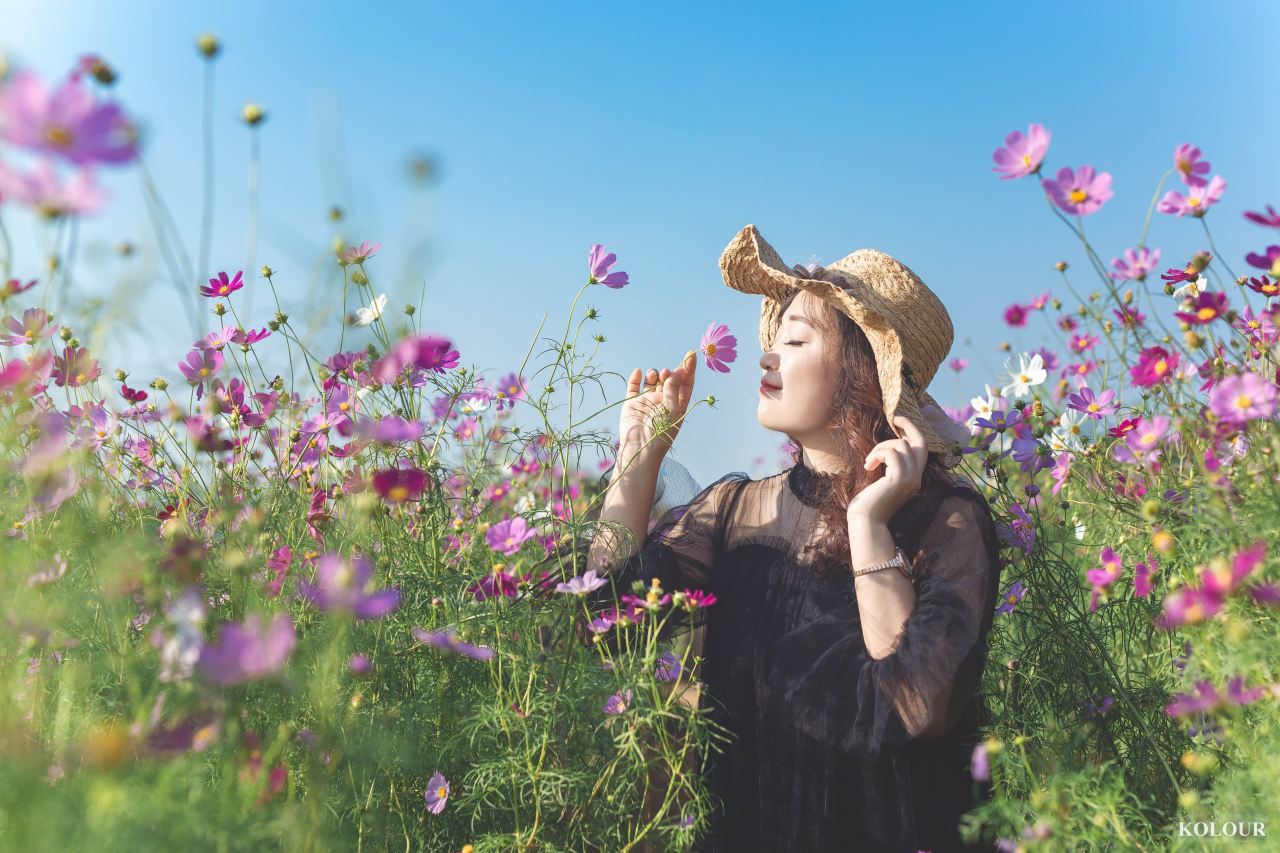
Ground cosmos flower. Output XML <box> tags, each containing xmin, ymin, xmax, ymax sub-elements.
<box><xmin>52</xmin><ymin>345</ymin><xmax>101</xmax><ymax>387</ymax></box>
<box><xmin>1158</xmin><ymin>176</ymin><xmax>1226</xmax><ymax>218</ymax></box>
<box><xmin>0</xmin><ymin>159</ymin><xmax>105</xmax><ymax>217</ymax></box>
<box><xmin>991</xmin><ymin>123</ymin><xmax>1050</xmax><ymax>180</ymax></box>
<box><xmin>700</xmin><ymin>322</ymin><xmax>737</xmax><ymax>373</ymax></box>
<box><xmin>999</xmin><ymin>352</ymin><xmax>1046</xmax><ymax>398</ymax></box>
<box><xmin>343</xmin><ymin>241</ymin><xmax>381</xmax><ymax>264</ymax></box>
<box><xmin>354</xmin><ymin>293</ymin><xmax>387</xmax><ymax>326</ymax></box>
<box><xmin>1086</xmin><ymin>547</ymin><xmax>1125</xmax><ymax>612</ymax></box>
<box><xmin>424</xmin><ymin>770</ymin><xmax>450</xmax><ymax>814</ymax></box>
<box><xmin>1172</xmin><ymin>143</ymin><xmax>1211</xmax><ymax>187</ymax></box>
<box><xmin>556</xmin><ymin>569</ymin><xmax>608</xmax><ymax>596</ymax></box>
<box><xmin>411</xmin><ymin>626</ymin><xmax>495</xmax><ymax>661</ymax></box>
<box><xmin>993</xmin><ymin>578</ymin><xmax>1024</xmax><ymax>612</ymax></box>
<box><xmin>0</xmin><ymin>69</ymin><xmax>138</xmax><ymax>165</ymax></box>
<box><xmin>603</xmin><ymin>688</ymin><xmax>633</xmax><ymax>715</ymax></box>
<box><xmin>1109</xmin><ymin>247</ymin><xmax>1161</xmax><ymax>282</ymax></box>
<box><xmin>371</xmin><ymin>467</ymin><xmax>428</xmax><ymax>503</ymax></box>
<box><xmin>0</xmin><ymin>307</ymin><xmax>58</xmax><ymax>346</ymax></box>
<box><xmin>588</xmin><ymin>243</ymin><xmax>629</xmax><ymax>288</ymax></box>
<box><xmin>1128</xmin><ymin>346</ymin><xmax>1179</xmax><ymax>388</ymax></box>
<box><xmin>199</xmin><ymin>270</ymin><xmax>244</xmax><ymax>299</ymax></box>
<box><xmin>1066</xmin><ymin>386</ymin><xmax>1117</xmax><ymax>420</ymax></box>
<box><xmin>196</xmin><ymin>613</ymin><xmax>296</xmax><ymax>687</ymax></box>
<box><xmin>485</xmin><ymin>516</ymin><xmax>538</xmax><ymax>556</ymax></box>
<box><xmin>1208</xmin><ymin>371</ymin><xmax>1278</xmax><ymax>427</ymax></box>
<box><xmin>1042</xmin><ymin>165</ymin><xmax>1113</xmax><ymax>216</ymax></box>
<box><xmin>295</xmin><ymin>553</ymin><xmax>401</xmax><ymax>621</ymax></box>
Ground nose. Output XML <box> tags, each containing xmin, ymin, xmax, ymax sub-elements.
<box><xmin>759</xmin><ymin>350</ymin><xmax>777</xmax><ymax>370</ymax></box>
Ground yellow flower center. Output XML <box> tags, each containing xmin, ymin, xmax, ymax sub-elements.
<box><xmin>219</xmin><ymin>285</ymin><xmax>230</xmax><ymax>295</ymax></box>
<box><xmin>1196</xmin><ymin>308</ymin><xmax>1216</xmax><ymax>321</ymax></box>
<box><xmin>705</xmin><ymin>343</ymin><xmax>717</xmax><ymax>357</ymax></box>
<box><xmin>388</xmin><ymin>485</ymin><xmax>409</xmax><ymax>502</ymax></box>
<box><xmin>198</xmin><ymin>367</ymin><xmax>210</xmax><ymax>377</ymax></box>
<box><xmin>1022</xmin><ymin>154</ymin><xmax>1032</xmax><ymax>167</ymax></box>
<box><xmin>1087</xmin><ymin>403</ymin><xmax>1099</xmax><ymax>412</ymax></box>
<box><xmin>1189</xmin><ymin>197</ymin><xmax>1201</xmax><ymax>208</ymax></box>
<box><xmin>1068</xmin><ymin>189</ymin><xmax>1088</xmax><ymax>204</ymax></box>
<box><xmin>436</xmin><ymin>786</ymin><xmax>447</xmax><ymax>798</ymax></box>
<box><xmin>1154</xmin><ymin>360</ymin><xmax>1167</xmax><ymax>375</ymax></box>
<box><xmin>44</xmin><ymin>125</ymin><xmax>73</xmax><ymax>147</ymax></box>
<box><xmin>1140</xmin><ymin>433</ymin><xmax>1156</xmax><ymax>446</ymax></box>
<box><xmin>1235</xmin><ymin>395</ymin><xmax>1253</xmax><ymax>410</ymax></box>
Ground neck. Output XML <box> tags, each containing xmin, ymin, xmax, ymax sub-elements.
<box><xmin>797</xmin><ymin>437</ymin><xmax>850</xmax><ymax>477</ymax></box>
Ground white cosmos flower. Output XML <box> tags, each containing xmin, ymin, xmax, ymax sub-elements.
<box><xmin>1171</xmin><ymin>280</ymin><xmax>1201</xmax><ymax>303</ymax></box>
<box><xmin>1000</xmin><ymin>353</ymin><xmax>1047</xmax><ymax>398</ymax></box>
<box><xmin>967</xmin><ymin>384</ymin><xmax>1005</xmax><ymax>431</ymax></box>
<box><xmin>1047</xmin><ymin>408</ymin><xmax>1087</xmax><ymax>453</ymax></box>
<box><xmin>354</xmin><ymin>293</ymin><xmax>388</xmax><ymax>327</ymax></box>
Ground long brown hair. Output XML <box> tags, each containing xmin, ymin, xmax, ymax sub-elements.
<box><xmin>780</xmin><ymin>289</ymin><xmax>953</xmax><ymax>570</ymax></box>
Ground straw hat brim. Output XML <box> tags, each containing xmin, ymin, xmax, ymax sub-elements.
<box><xmin>718</xmin><ymin>224</ymin><xmax>962</xmax><ymax>466</ymax></box>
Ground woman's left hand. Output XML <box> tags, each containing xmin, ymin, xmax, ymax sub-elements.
<box><xmin>846</xmin><ymin>415</ymin><xmax>928</xmax><ymax>526</ymax></box>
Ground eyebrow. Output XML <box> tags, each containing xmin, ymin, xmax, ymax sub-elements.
<box><xmin>783</xmin><ymin>314</ymin><xmax>815</xmax><ymax>328</ymax></box>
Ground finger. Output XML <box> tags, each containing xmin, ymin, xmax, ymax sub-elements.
<box><xmin>663</xmin><ymin>372</ymin><xmax>679</xmax><ymax>413</ymax></box>
<box><xmin>893</xmin><ymin>415</ymin><xmax>930</xmax><ymax>464</ymax></box>
<box><xmin>864</xmin><ymin>448</ymin><xmax>881</xmax><ymax>471</ymax></box>
<box><xmin>627</xmin><ymin>367</ymin><xmax>642</xmax><ymax>395</ymax></box>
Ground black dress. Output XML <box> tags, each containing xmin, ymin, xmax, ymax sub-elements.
<box><xmin>564</xmin><ymin>456</ymin><xmax>1004</xmax><ymax>852</ymax></box>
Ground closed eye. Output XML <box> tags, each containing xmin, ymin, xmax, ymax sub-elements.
<box><xmin>784</xmin><ymin>340</ymin><xmax>804</xmax><ymax>346</ymax></box>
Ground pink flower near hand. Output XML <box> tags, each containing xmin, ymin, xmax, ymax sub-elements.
<box><xmin>1042</xmin><ymin>165</ymin><xmax>1113</xmax><ymax>216</ymax></box>
<box><xmin>700</xmin><ymin>322</ymin><xmax>737</xmax><ymax>373</ymax></box>
<box><xmin>486</xmin><ymin>516</ymin><xmax>537</xmax><ymax>555</ymax></box>
<box><xmin>587</xmin><ymin>243</ymin><xmax>629</xmax><ymax>288</ymax></box>
<box><xmin>991</xmin><ymin>123</ymin><xmax>1051</xmax><ymax>180</ymax></box>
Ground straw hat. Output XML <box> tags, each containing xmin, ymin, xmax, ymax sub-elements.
<box><xmin>718</xmin><ymin>223</ymin><xmax>970</xmax><ymax>469</ymax></box>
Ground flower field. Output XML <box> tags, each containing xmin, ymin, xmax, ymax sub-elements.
<box><xmin>1</xmin><ymin>41</ymin><xmax>1277</xmax><ymax>853</ymax></box>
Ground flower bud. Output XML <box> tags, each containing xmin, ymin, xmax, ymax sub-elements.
<box><xmin>260</xmin><ymin>265</ymin><xmax>274</xmax><ymax>278</ymax></box>
<box><xmin>213</xmin><ymin>302</ymin><xmax>227</xmax><ymax>316</ymax></box>
<box><xmin>1054</xmin><ymin>261</ymin><xmax>1068</xmax><ymax>272</ymax></box>
<box><xmin>404</xmin><ymin>304</ymin><xmax>415</xmax><ymax>315</ymax></box>
<box><xmin>241</xmin><ymin>103</ymin><xmax>265</xmax><ymax>126</ymax></box>
<box><xmin>113</xmin><ymin>368</ymin><xmax>127</xmax><ymax>381</ymax></box>
<box><xmin>196</xmin><ymin>34</ymin><xmax>221</xmax><ymax>59</ymax></box>
<box><xmin>329</xmin><ymin>206</ymin><xmax>343</xmax><ymax>222</ymax></box>
<box><xmin>352</xmin><ymin>270</ymin><xmax>368</xmax><ymax>286</ymax></box>
<box><xmin>151</xmin><ymin>378</ymin><xmax>168</xmax><ymax>391</ymax></box>
<box><xmin>59</xmin><ymin>327</ymin><xmax>72</xmax><ymax>341</ymax></box>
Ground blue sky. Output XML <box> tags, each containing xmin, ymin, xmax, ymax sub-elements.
<box><xmin>3</xmin><ymin>1</ymin><xmax>1277</xmax><ymax>487</ymax></box>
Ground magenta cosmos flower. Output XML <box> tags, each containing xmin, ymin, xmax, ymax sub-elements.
<box><xmin>424</xmin><ymin>770</ymin><xmax>450</xmax><ymax>814</ymax></box>
<box><xmin>196</xmin><ymin>613</ymin><xmax>296</xmax><ymax>687</ymax></box>
<box><xmin>1003</xmin><ymin>303</ymin><xmax>1029</xmax><ymax>327</ymax></box>
<box><xmin>492</xmin><ymin>371</ymin><xmax>529</xmax><ymax>411</ymax></box>
<box><xmin>1</xmin><ymin>307</ymin><xmax>58</xmax><ymax>346</ymax></box>
<box><xmin>1173</xmin><ymin>291</ymin><xmax>1228</xmax><ymax>326</ymax></box>
<box><xmin>0</xmin><ymin>159</ymin><xmax>106</xmax><ymax>217</ymax></box>
<box><xmin>1086</xmin><ymin>547</ymin><xmax>1125</xmax><ymax>612</ymax></box>
<box><xmin>1208</xmin><ymin>371</ymin><xmax>1278</xmax><ymax>427</ymax></box>
<box><xmin>1109</xmin><ymin>247</ymin><xmax>1161</xmax><ymax>282</ymax></box>
<box><xmin>1042</xmin><ymin>165</ymin><xmax>1113</xmax><ymax>216</ymax></box>
<box><xmin>1244</xmin><ymin>204</ymin><xmax>1280</xmax><ymax>228</ymax></box>
<box><xmin>1158</xmin><ymin>175</ymin><xmax>1226</xmax><ymax>218</ymax></box>
<box><xmin>199</xmin><ymin>270</ymin><xmax>244</xmax><ymax>299</ymax></box>
<box><xmin>700</xmin><ymin>322</ymin><xmax>737</xmax><ymax>373</ymax></box>
<box><xmin>587</xmin><ymin>243</ymin><xmax>629</xmax><ymax>288</ymax></box>
<box><xmin>991</xmin><ymin>123</ymin><xmax>1051</xmax><ymax>180</ymax></box>
<box><xmin>1134</xmin><ymin>554</ymin><xmax>1160</xmax><ymax>599</ymax></box>
<box><xmin>52</xmin><ymin>345</ymin><xmax>100</xmax><ymax>387</ymax></box>
<box><xmin>1165</xmin><ymin>676</ymin><xmax>1267</xmax><ymax>718</ymax></box>
<box><xmin>486</xmin><ymin>516</ymin><xmax>538</xmax><ymax>556</ymax></box>
<box><xmin>1245</xmin><ymin>245</ymin><xmax>1280</xmax><ymax>278</ymax></box>
<box><xmin>371</xmin><ymin>467</ymin><xmax>428</xmax><ymax>503</ymax></box>
<box><xmin>1172</xmin><ymin>143</ymin><xmax>1211</xmax><ymax>187</ymax></box>
<box><xmin>179</xmin><ymin>346</ymin><xmax>224</xmax><ymax>398</ymax></box>
<box><xmin>412</xmin><ymin>626</ymin><xmax>495</xmax><ymax>661</ymax></box>
<box><xmin>996</xmin><ymin>580</ymin><xmax>1026</xmax><ymax>616</ymax></box>
<box><xmin>1066</xmin><ymin>386</ymin><xmax>1117</xmax><ymax>420</ymax></box>
<box><xmin>372</xmin><ymin>333</ymin><xmax>460</xmax><ymax>383</ymax></box>
<box><xmin>1128</xmin><ymin>346</ymin><xmax>1179</xmax><ymax>388</ymax></box>
<box><xmin>296</xmin><ymin>553</ymin><xmax>401</xmax><ymax>621</ymax></box>
<box><xmin>0</xmin><ymin>69</ymin><xmax>138</xmax><ymax>165</ymax></box>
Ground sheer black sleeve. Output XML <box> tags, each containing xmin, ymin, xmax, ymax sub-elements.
<box><xmin>754</xmin><ymin>486</ymin><xmax>1002</xmax><ymax>759</ymax></box>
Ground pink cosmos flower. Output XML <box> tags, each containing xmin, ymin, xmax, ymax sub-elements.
<box><xmin>196</xmin><ymin>613</ymin><xmax>296</xmax><ymax>687</ymax></box>
<box><xmin>1</xmin><ymin>277</ymin><xmax>39</xmax><ymax>301</ymax></box>
<box><xmin>1134</xmin><ymin>554</ymin><xmax>1159</xmax><ymax>599</ymax></box>
<box><xmin>991</xmin><ymin>123</ymin><xmax>1051</xmax><ymax>180</ymax></box>
<box><xmin>1244</xmin><ymin>205</ymin><xmax>1280</xmax><ymax>228</ymax></box>
<box><xmin>372</xmin><ymin>333</ymin><xmax>460</xmax><ymax>383</ymax></box>
<box><xmin>1003</xmin><ymin>303</ymin><xmax>1029</xmax><ymax>327</ymax></box>
<box><xmin>1208</xmin><ymin>371</ymin><xmax>1278</xmax><ymax>426</ymax></box>
<box><xmin>948</xmin><ymin>358</ymin><xmax>968</xmax><ymax>372</ymax></box>
<box><xmin>1112</xmin><ymin>305</ymin><xmax>1146</xmax><ymax>328</ymax></box>
<box><xmin>1109</xmin><ymin>247</ymin><xmax>1161</xmax><ymax>281</ymax></box>
<box><xmin>1165</xmin><ymin>676</ymin><xmax>1267</xmax><ymax>718</ymax></box>
<box><xmin>1245</xmin><ymin>245</ymin><xmax>1280</xmax><ymax>278</ymax></box>
<box><xmin>486</xmin><ymin>516</ymin><xmax>538</xmax><ymax>555</ymax></box>
<box><xmin>1</xmin><ymin>307</ymin><xmax>58</xmax><ymax>346</ymax></box>
<box><xmin>603</xmin><ymin>688</ymin><xmax>633</xmax><ymax>715</ymax></box>
<box><xmin>556</xmin><ymin>569</ymin><xmax>608</xmax><ymax>596</ymax></box>
<box><xmin>424</xmin><ymin>770</ymin><xmax>450</xmax><ymax>814</ymax></box>
<box><xmin>1042</xmin><ymin>165</ymin><xmax>1113</xmax><ymax>216</ymax></box>
<box><xmin>1158</xmin><ymin>175</ymin><xmax>1226</xmax><ymax>218</ymax></box>
<box><xmin>372</xmin><ymin>467</ymin><xmax>427</xmax><ymax>502</ymax></box>
<box><xmin>1173</xmin><ymin>291</ymin><xmax>1228</xmax><ymax>325</ymax></box>
<box><xmin>199</xmin><ymin>270</ymin><xmax>244</xmax><ymax>299</ymax></box>
<box><xmin>1160</xmin><ymin>251</ymin><xmax>1212</xmax><ymax>285</ymax></box>
<box><xmin>1120</xmin><ymin>415</ymin><xmax>1172</xmax><ymax>465</ymax></box>
<box><xmin>1066</xmin><ymin>386</ymin><xmax>1117</xmax><ymax>420</ymax></box>
<box><xmin>1128</xmin><ymin>346</ymin><xmax>1179</xmax><ymax>388</ymax></box>
<box><xmin>296</xmin><ymin>553</ymin><xmax>400</xmax><ymax>621</ymax></box>
<box><xmin>1172</xmin><ymin>143</ymin><xmax>1211</xmax><ymax>187</ymax></box>
<box><xmin>700</xmin><ymin>322</ymin><xmax>737</xmax><ymax>373</ymax></box>
<box><xmin>178</xmin><ymin>346</ymin><xmax>223</xmax><ymax>399</ymax></box>
<box><xmin>587</xmin><ymin>243</ymin><xmax>629</xmax><ymax>288</ymax></box>
<box><xmin>265</xmin><ymin>546</ymin><xmax>292</xmax><ymax>597</ymax></box>
<box><xmin>1086</xmin><ymin>547</ymin><xmax>1125</xmax><ymax>612</ymax></box>
<box><xmin>342</xmin><ymin>241</ymin><xmax>380</xmax><ymax>264</ymax></box>
<box><xmin>492</xmin><ymin>371</ymin><xmax>528</xmax><ymax>411</ymax></box>
<box><xmin>468</xmin><ymin>566</ymin><xmax>519</xmax><ymax>601</ymax></box>
<box><xmin>0</xmin><ymin>69</ymin><xmax>138</xmax><ymax>165</ymax></box>
<box><xmin>1028</xmin><ymin>291</ymin><xmax>1052</xmax><ymax>310</ymax></box>
<box><xmin>412</xmin><ymin>626</ymin><xmax>494</xmax><ymax>661</ymax></box>
<box><xmin>230</xmin><ymin>326</ymin><xmax>270</xmax><ymax>346</ymax></box>
<box><xmin>0</xmin><ymin>159</ymin><xmax>105</xmax><ymax>217</ymax></box>
<box><xmin>1068</xmin><ymin>333</ymin><xmax>1099</xmax><ymax>354</ymax></box>
<box><xmin>1233</xmin><ymin>306</ymin><xmax>1278</xmax><ymax>349</ymax></box>
<box><xmin>52</xmin><ymin>345</ymin><xmax>100</xmax><ymax>387</ymax></box>
<box><xmin>996</xmin><ymin>580</ymin><xmax>1026</xmax><ymax>616</ymax></box>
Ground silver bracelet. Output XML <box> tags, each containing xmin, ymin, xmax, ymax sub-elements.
<box><xmin>851</xmin><ymin>546</ymin><xmax>914</xmax><ymax>581</ymax></box>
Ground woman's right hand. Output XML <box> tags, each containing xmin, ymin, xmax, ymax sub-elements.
<box><xmin>617</xmin><ymin>350</ymin><xmax>697</xmax><ymax>469</ymax></box>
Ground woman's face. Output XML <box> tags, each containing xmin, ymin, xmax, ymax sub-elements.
<box><xmin>756</xmin><ymin>290</ymin><xmax>843</xmax><ymax>442</ymax></box>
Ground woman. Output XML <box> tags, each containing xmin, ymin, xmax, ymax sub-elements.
<box><xmin>574</xmin><ymin>225</ymin><xmax>1003</xmax><ymax>852</ymax></box>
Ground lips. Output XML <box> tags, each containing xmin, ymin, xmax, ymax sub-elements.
<box><xmin>760</xmin><ymin>379</ymin><xmax>782</xmax><ymax>391</ymax></box>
